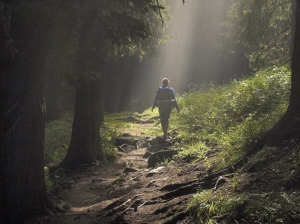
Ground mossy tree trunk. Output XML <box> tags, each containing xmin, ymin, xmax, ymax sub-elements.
<box><xmin>0</xmin><ymin>4</ymin><xmax>50</xmax><ymax>223</ymax></box>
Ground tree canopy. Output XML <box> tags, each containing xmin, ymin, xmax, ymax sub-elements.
<box><xmin>222</xmin><ymin>0</ymin><xmax>293</xmax><ymax>70</ymax></box>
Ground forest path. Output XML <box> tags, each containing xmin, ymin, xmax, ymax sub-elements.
<box><xmin>29</xmin><ymin>119</ymin><xmax>234</xmax><ymax>224</ymax></box>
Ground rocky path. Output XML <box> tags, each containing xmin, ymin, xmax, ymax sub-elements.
<box><xmin>29</xmin><ymin>122</ymin><xmax>236</xmax><ymax>224</ymax></box>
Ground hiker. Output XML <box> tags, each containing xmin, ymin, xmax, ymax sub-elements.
<box><xmin>151</xmin><ymin>78</ymin><xmax>179</xmax><ymax>140</ymax></box>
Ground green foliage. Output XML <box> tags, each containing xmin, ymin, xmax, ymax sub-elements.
<box><xmin>100</xmin><ymin>123</ymin><xmax>118</xmax><ymax>160</ymax></box>
<box><xmin>221</xmin><ymin>0</ymin><xmax>292</xmax><ymax>70</ymax></box>
<box><xmin>62</xmin><ymin>0</ymin><xmax>171</xmax><ymax>83</ymax></box>
<box><xmin>104</xmin><ymin>112</ymin><xmax>138</xmax><ymax>133</ymax></box>
<box><xmin>44</xmin><ymin>114</ymin><xmax>73</xmax><ymax>167</ymax></box>
<box><xmin>177</xmin><ymin>142</ymin><xmax>207</xmax><ymax>160</ymax></box>
<box><xmin>187</xmin><ymin>190</ymin><xmax>246</xmax><ymax>223</ymax></box>
<box><xmin>285</xmin><ymin>139</ymin><xmax>300</xmax><ymax>169</ymax></box>
<box><xmin>275</xmin><ymin>139</ymin><xmax>300</xmax><ymax>188</ymax></box>
<box><xmin>244</xmin><ymin>192</ymin><xmax>300</xmax><ymax>223</ymax></box>
<box><xmin>171</xmin><ymin>67</ymin><xmax>290</xmax><ymax>167</ymax></box>
<box><xmin>187</xmin><ymin>190</ymin><xmax>300</xmax><ymax>223</ymax></box>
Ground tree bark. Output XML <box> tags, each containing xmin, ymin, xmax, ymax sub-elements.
<box><xmin>59</xmin><ymin>78</ymin><xmax>104</xmax><ymax>169</ymax></box>
<box><xmin>266</xmin><ymin>0</ymin><xmax>300</xmax><ymax>145</ymax></box>
<box><xmin>59</xmin><ymin>7</ymin><xmax>104</xmax><ymax>169</ymax></box>
<box><xmin>0</xmin><ymin>4</ymin><xmax>50</xmax><ymax>223</ymax></box>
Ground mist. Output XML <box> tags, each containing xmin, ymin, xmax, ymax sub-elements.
<box><xmin>103</xmin><ymin>0</ymin><xmax>249</xmax><ymax>112</ymax></box>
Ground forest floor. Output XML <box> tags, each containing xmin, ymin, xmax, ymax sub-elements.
<box><xmin>26</xmin><ymin>119</ymin><xmax>253</xmax><ymax>224</ymax></box>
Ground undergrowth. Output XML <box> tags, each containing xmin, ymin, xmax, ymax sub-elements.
<box><xmin>171</xmin><ymin>67</ymin><xmax>290</xmax><ymax>168</ymax></box>
<box><xmin>175</xmin><ymin>68</ymin><xmax>300</xmax><ymax>222</ymax></box>
<box><xmin>187</xmin><ymin>190</ymin><xmax>300</xmax><ymax>223</ymax></box>
<box><xmin>44</xmin><ymin>113</ymin><xmax>73</xmax><ymax>167</ymax></box>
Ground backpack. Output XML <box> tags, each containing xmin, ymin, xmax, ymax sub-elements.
<box><xmin>155</xmin><ymin>87</ymin><xmax>176</xmax><ymax>108</ymax></box>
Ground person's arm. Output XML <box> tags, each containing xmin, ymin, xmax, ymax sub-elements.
<box><xmin>171</xmin><ymin>88</ymin><xmax>180</xmax><ymax>112</ymax></box>
<box><xmin>152</xmin><ymin>88</ymin><xmax>159</xmax><ymax>111</ymax></box>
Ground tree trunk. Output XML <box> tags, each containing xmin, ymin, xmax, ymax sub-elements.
<box><xmin>59</xmin><ymin>77</ymin><xmax>104</xmax><ymax>169</ymax></box>
<box><xmin>0</xmin><ymin>4</ymin><xmax>50</xmax><ymax>223</ymax></box>
<box><xmin>59</xmin><ymin>7</ymin><xmax>104</xmax><ymax>169</ymax></box>
<box><xmin>266</xmin><ymin>0</ymin><xmax>300</xmax><ymax>145</ymax></box>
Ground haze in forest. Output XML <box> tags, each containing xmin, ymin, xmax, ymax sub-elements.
<box><xmin>118</xmin><ymin>0</ymin><xmax>249</xmax><ymax>111</ymax></box>
<box><xmin>46</xmin><ymin>0</ymin><xmax>248</xmax><ymax>114</ymax></box>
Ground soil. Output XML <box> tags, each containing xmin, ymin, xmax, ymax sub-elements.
<box><xmin>26</xmin><ymin>121</ymin><xmax>248</xmax><ymax>224</ymax></box>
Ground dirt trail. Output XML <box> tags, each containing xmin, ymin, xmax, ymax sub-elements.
<box><xmin>29</xmin><ymin>122</ymin><xmax>233</xmax><ymax>224</ymax></box>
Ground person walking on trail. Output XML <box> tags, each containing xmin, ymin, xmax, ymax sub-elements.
<box><xmin>151</xmin><ymin>78</ymin><xmax>179</xmax><ymax>140</ymax></box>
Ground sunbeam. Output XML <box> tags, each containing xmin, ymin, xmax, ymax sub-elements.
<box><xmin>157</xmin><ymin>0</ymin><xmax>236</xmax><ymax>91</ymax></box>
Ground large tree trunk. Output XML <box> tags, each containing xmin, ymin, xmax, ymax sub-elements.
<box><xmin>266</xmin><ymin>0</ymin><xmax>300</xmax><ymax>145</ymax></box>
<box><xmin>0</xmin><ymin>4</ymin><xmax>50</xmax><ymax>223</ymax></box>
<box><xmin>59</xmin><ymin>7</ymin><xmax>104</xmax><ymax>169</ymax></box>
<box><xmin>59</xmin><ymin>78</ymin><xmax>104</xmax><ymax>169</ymax></box>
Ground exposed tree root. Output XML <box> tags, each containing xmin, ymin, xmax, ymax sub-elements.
<box><xmin>158</xmin><ymin>182</ymin><xmax>201</xmax><ymax>200</ymax></box>
<box><xmin>98</xmin><ymin>194</ymin><xmax>142</xmax><ymax>218</ymax></box>
<box><xmin>160</xmin><ymin>179</ymin><xmax>199</xmax><ymax>192</ymax></box>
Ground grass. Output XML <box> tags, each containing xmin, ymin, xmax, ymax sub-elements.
<box><xmin>44</xmin><ymin>113</ymin><xmax>73</xmax><ymax>167</ymax></box>
<box><xmin>177</xmin><ymin>67</ymin><xmax>300</xmax><ymax>223</ymax></box>
<box><xmin>170</xmin><ymin>67</ymin><xmax>290</xmax><ymax>168</ymax></box>
<box><xmin>104</xmin><ymin>112</ymin><xmax>137</xmax><ymax>132</ymax></box>
<box><xmin>187</xmin><ymin>190</ymin><xmax>300</xmax><ymax>224</ymax></box>
<box><xmin>187</xmin><ymin>190</ymin><xmax>246</xmax><ymax>223</ymax></box>
<box><xmin>177</xmin><ymin>142</ymin><xmax>207</xmax><ymax>160</ymax></box>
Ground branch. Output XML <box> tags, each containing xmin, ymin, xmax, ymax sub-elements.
<box><xmin>156</xmin><ymin>0</ymin><xmax>165</xmax><ymax>26</ymax></box>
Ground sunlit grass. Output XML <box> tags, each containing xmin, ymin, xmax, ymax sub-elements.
<box><xmin>187</xmin><ymin>190</ymin><xmax>246</xmax><ymax>223</ymax></box>
<box><xmin>177</xmin><ymin>142</ymin><xmax>207</xmax><ymax>159</ymax></box>
<box><xmin>142</xmin><ymin>126</ymin><xmax>162</xmax><ymax>136</ymax></box>
<box><xmin>187</xmin><ymin>190</ymin><xmax>300</xmax><ymax>223</ymax></box>
<box><xmin>169</xmin><ymin>67</ymin><xmax>290</xmax><ymax>167</ymax></box>
<box><xmin>104</xmin><ymin>112</ymin><xmax>137</xmax><ymax>132</ymax></box>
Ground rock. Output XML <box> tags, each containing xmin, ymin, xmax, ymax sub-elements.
<box><xmin>143</xmin><ymin>151</ymin><xmax>153</xmax><ymax>158</ymax></box>
<box><xmin>150</xmin><ymin>137</ymin><xmax>173</xmax><ymax>147</ymax></box>
<box><xmin>147</xmin><ymin>150</ymin><xmax>177</xmax><ymax>168</ymax></box>
<box><xmin>115</xmin><ymin>135</ymin><xmax>138</xmax><ymax>146</ymax></box>
<box><xmin>146</xmin><ymin>166</ymin><xmax>165</xmax><ymax>177</ymax></box>
<box><xmin>123</xmin><ymin>167</ymin><xmax>138</xmax><ymax>173</ymax></box>
<box><xmin>145</xmin><ymin>180</ymin><xmax>156</xmax><ymax>188</ymax></box>
<box><xmin>139</xmin><ymin>140</ymin><xmax>150</xmax><ymax>148</ymax></box>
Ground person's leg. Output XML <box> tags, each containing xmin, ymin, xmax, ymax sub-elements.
<box><xmin>159</xmin><ymin>108</ymin><xmax>171</xmax><ymax>139</ymax></box>
<box><xmin>161</xmin><ymin>120</ymin><xmax>168</xmax><ymax>139</ymax></box>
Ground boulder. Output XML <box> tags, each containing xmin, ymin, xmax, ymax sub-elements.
<box><xmin>143</xmin><ymin>151</ymin><xmax>153</xmax><ymax>158</ymax></box>
<box><xmin>147</xmin><ymin>150</ymin><xmax>177</xmax><ymax>168</ymax></box>
<box><xmin>115</xmin><ymin>135</ymin><xmax>138</xmax><ymax>146</ymax></box>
